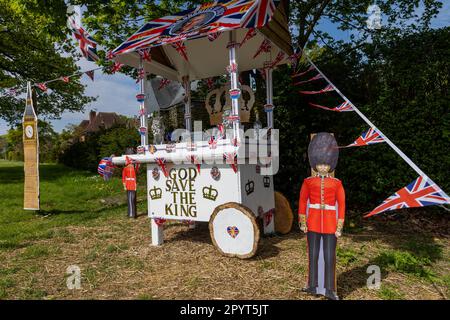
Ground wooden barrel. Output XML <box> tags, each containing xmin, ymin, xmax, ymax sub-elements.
<box><xmin>274</xmin><ymin>191</ymin><xmax>294</xmax><ymax>234</ymax></box>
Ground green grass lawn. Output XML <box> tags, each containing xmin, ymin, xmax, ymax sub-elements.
<box><xmin>0</xmin><ymin>160</ymin><xmax>146</xmax><ymax>250</ymax></box>
<box><xmin>0</xmin><ymin>160</ymin><xmax>448</xmax><ymax>300</ymax></box>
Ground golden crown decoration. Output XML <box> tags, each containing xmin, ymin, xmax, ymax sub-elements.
<box><xmin>245</xmin><ymin>180</ymin><xmax>255</xmax><ymax>195</ymax></box>
<box><xmin>202</xmin><ymin>185</ymin><xmax>218</xmax><ymax>201</ymax></box>
<box><xmin>204</xmin><ymin>84</ymin><xmax>255</xmax><ymax>125</ymax></box>
<box><xmin>149</xmin><ymin>186</ymin><xmax>162</xmax><ymax>200</ymax></box>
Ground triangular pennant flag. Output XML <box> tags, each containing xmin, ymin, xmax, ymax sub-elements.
<box><xmin>239</xmin><ymin>28</ymin><xmax>257</xmax><ymax>47</ymax></box>
<box><xmin>111</xmin><ymin>62</ymin><xmax>123</xmax><ymax>73</ymax></box>
<box><xmin>346</xmin><ymin>127</ymin><xmax>385</xmax><ymax>147</ymax></box>
<box><xmin>207</xmin><ymin>31</ymin><xmax>222</xmax><ymax>42</ymax></box>
<box><xmin>291</xmin><ymin>65</ymin><xmax>315</xmax><ymax>78</ymax></box>
<box><xmin>294</xmin><ymin>74</ymin><xmax>323</xmax><ymax>86</ymax></box>
<box><xmin>299</xmin><ymin>84</ymin><xmax>334</xmax><ymax>95</ymax></box>
<box><xmin>37</xmin><ymin>83</ymin><xmax>48</xmax><ymax>92</ymax></box>
<box><xmin>365</xmin><ymin>176</ymin><xmax>450</xmax><ymax>217</ymax></box>
<box><xmin>253</xmin><ymin>39</ymin><xmax>271</xmax><ymax>59</ymax></box>
<box><xmin>138</xmin><ymin>48</ymin><xmax>152</xmax><ymax>62</ymax></box>
<box><xmin>85</xmin><ymin>70</ymin><xmax>95</xmax><ymax>81</ymax></box>
<box><xmin>309</xmin><ymin>101</ymin><xmax>353</xmax><ymax>112</ymax></box>
<box><xmin>136</xmin><ymin>68</ymin><xmax>145</xmax><ymax>83</ymax></box>
<box><xmin>287</xmin><ymin>52</ymin><xmax>301</xmax><ymax>69</ymax></box>
<box><xmin>158</xmin><ymin>78</ymin><xmax>171</xmax><ymax>90</ymax></box>
<box><xmin>270</xmin><ymin>51</ymin><xmax>285</xmax><ymax>68</ymax></box>
<box><xmin>171</xmin><ymin>41</ymin><xmax>188</xmax><ymax>61</ymax></box>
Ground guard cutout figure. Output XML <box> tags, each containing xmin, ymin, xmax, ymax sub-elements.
<box><xmin>298</xmin><ymin>132</ymin><xmax>345</xmax><ymax>300</ymax></box>
<box><xmin>123</xmin><ymin>155</ymin><xmax>139</xmax><ymax>218</ymax></box>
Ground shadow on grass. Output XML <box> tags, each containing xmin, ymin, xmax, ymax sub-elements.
<box><xmin>336</xmin><ymin>228</ymin><xmax>444</xmax><ymax>298</ymax></box>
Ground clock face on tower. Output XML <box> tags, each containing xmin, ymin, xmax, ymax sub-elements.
<box><xmin>25</xmin><ymin>125</ymin><xmax>34</xmax><ymax>139</ymax></box>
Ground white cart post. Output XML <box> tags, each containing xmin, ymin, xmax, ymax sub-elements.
<box><xmin>264</xmin><ymin>62</ymin><xmax>274</xmax><ymax>129</ymax></box>
<box><xmin>228</xmin><ymin>31</ymin><xmax>241</xmax><ymax>142</ymax></box>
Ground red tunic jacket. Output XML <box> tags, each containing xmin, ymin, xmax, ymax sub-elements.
<box><xmin>298</xmin><ymin>176</ymin><xmax>345</xmax><ymax>234</ymax></box>
<box><xmin>122</xmin><ymin>164</ymin><xmax>137</xmax><ymax>191</ymax></box>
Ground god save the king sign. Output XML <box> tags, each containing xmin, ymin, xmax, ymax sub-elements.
<box><xmin>148</xmin><ymin>164</ymin><xmax>240</xmax><ymax>222</ymax></box>
<box><xmin>165</xmin><ymin>167</ymin><xmax>198</xmax><ymax>217</ymax></box>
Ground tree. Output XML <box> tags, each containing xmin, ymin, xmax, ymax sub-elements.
<box><xmin>0</xmin><ymin>0</ymin><xmax>94</xmax><ymax>125</ymax></box>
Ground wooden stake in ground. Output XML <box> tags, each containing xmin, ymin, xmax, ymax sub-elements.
<box><xmin>23</xmin><ymin>81</ymin><xmax>40</xmax><ymax>210</ymax></box>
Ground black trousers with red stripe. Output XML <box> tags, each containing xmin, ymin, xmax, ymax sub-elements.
<box><xmin>307</xmin><ymin>231</ymin><xmax>337</xmax><ymax>292</ymax></box>
<box><xmin>127</xmin><ymin>190</ymin><xmax>137</xmax><ymax>218</ymax></box>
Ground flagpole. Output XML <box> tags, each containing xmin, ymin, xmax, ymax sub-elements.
<box><xmin>305</xmin><ymin>55</ymin><xmax>449</xmax><ymax>198</ymax></box>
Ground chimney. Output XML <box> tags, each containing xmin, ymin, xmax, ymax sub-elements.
<box><xmin>89</xmin><ymin>110</ymin><xmax>96</xmax><ymax>124</ymax></box>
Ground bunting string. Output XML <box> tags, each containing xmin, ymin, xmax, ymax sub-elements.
<box><xmin>299</xmin><ymin>84</ymin><xmax>334</xmax><ymax>95</ymax></box>
<box><xmin>301</xmin><ymin>53</ymin><xmax>450</xmax><ymax>215</ymax></box>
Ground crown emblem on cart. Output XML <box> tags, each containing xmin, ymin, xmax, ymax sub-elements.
<box><xmin>149</xmin><ymin>186</ymin><xmax>162</xmax><ymax>200</ymax></box>
<box><xmin>202</xmin><ymin>185</ymin><xmax>218</xmax><ymax>201</ymax></box>
<box><xmin>245</xmin><ymin>180</ymin><xmax>255</xmax><ymax>195</ymax></box>
<box><xmin>205</xmin><ymin>84</ymin><xmax>255</xmax><ymax>125</ymax></box>
<box><xmin>263</xmin><ymin>176</ymin><xmax>270</xmax><ymax>188</ymax></box>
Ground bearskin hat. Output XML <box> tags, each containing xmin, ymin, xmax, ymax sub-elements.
<box><xmin>308</xmin><ymin>132</ymin><xmax>339</xmax><ymax>171</ymax></box>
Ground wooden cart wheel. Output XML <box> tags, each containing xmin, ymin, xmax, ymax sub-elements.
<box><xmin>274</xmin><ymin>191</ymin><xmax>294</xmax><ymax>234</ymax></box>
<box><xmin>209</xmin><ymin>202</ymin><xmax>260</xmax><ymax>259</ymax></box>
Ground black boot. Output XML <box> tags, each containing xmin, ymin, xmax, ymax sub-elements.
<box><xmin>325</xmin><ymin>289</ymin><xmax>339</xmax><ymax>300</ymax></box>
<box><xmin>301</xmin><ymin>287</ymin><xmax>318</xmax><ymax>295</ymax></box>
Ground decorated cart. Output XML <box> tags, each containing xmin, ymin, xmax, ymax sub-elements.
<box><xmin>107</xmin><ymin>0</ymin><xmax>294</xmax><ymax>258</ymax></box>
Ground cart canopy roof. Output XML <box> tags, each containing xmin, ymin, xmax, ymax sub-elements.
<box><xmin>111</xmin><ymin>0</ymin><xmax>293</xmax><ymax>81</ymax></box>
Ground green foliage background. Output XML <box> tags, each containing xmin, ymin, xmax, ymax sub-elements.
<box><xmin>274</xmin><ymin>28</ymin><xmax>450</xmax><ymax>211</ymax></box>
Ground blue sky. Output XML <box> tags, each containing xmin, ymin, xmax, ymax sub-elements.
<box><xmin>0</xmin><ymin>1</ymin><xmax>449</xmax><ymax>135</ymax></box>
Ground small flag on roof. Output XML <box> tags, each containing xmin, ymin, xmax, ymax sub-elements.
<box><xmin>253</xmin><ymin>39</ymin><xmax>272</xmax><ymax>59</ymax></box>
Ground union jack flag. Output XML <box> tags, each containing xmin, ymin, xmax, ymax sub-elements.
<box><xmin>207</xmin><ymin>31</ymin><xmax>222</xmax><ymax>42</ymax></box>
<box><xmin>111</xmin><ymin>62</ymin><xmax>124</xmax><ymax>74</ymax></box>
<box><xmin>292</xmin><ymin>65</ymin><xmax>315</xmax><ymax>78</ymax></box>
<box><xmin>136</xmin><ymin>68</ymin><xmax>146</xmax><ymax>83</ymax></box>
<box><xmin>258</xmin><ymin>68</ymin><xmax>267</xmax><ymax>80</ymax></box>
<box><xmin>294</xmin><ymin>74</ymin><xmax>323</xmax><ymax>86</ymax></box>
<box><xmin>106</xmin><ymin>51</ymin><xmax>115</xmax><ymax>60</ymax></box>
<box><xmin>68</xmin><ymin>18</ymin><xmax>99</xmax><ymax>62</ymax></box>
<box><xmin>111</xmin><ymin>1</ymin><xmax>274</xmax><ymax>56</ymax></box>
<box><xmin>365</xmin><ymin>176</ymin><xmax>450</xmax><ymax>217</ymax></box>
<box><xmin>241</xmin><ymin>0</ymin><xmax>276</xmax><ymax>28</ymax></box>
<box><xmin>346</xmin><ymin>127</ymin><xmax>385</xmax><ymax>147</ymax></box>
<box><xmin>158</xmin><ymin>78</ymin><xmax>171</xmax><ymax>90</ymax></box>
<box><xmin>223</xmin><ymin>152</ymin><xmax>238</xmax><ymax>173</ymax></box>
<box><xmin>239</xmin><ymin>28</ymin><xmax>257</xmax><ymax>47</ymax></box>
<box><xmin>98</xmin><ymin>157</ymin><xmax>114</xmax><ymax>181</ymax></box>
<box><xmin>85</xmin><ymin>70</ymin><xmax>95</xmax><ymax>81</ymax></box>
<box><xmin>253</xmin><ymin>39</ymin><xmax>272</xmax><ymax>59</ymax></box>
<box><xmin>171</xmin><ymin>41</ymin><xmax>188</xmax><ymax>61</ymax></box>
<box><xmin>138</xmin><ymin>48</ymin><xmax>152</xmax><ymax>62</ymax></box>
<box><xmin>299</xmin><ymin>84</ymin><xmax>334</xmax><ymax>95</ymax></box>
<box><xmin>270</xmin><ymin>51</ymin><xmax>285</xmax><ymax>68</ymax></box>
<box><xmin>309</xmin><ymin>101</ymin><xmax>354</xmax><ymax>112</ymax></box>
<box><xmin>287</xmin><ymin>52</ymin><xmax>302</xmax><ymax>69</ymax></box>
<box><xmin>37</xmin><ymin>83</ymin><xmax>48</xmax><ymax>92</ymax></box>
<box><xmin>156</xmin><ymin>158</ymin><xmax>168</xmax><ymax>177</ymax></box>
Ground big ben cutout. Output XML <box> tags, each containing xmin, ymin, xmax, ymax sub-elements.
<box><xmin>23</xmin><ymin>81</ymin><xmax>40</xmax><ymax>210</ymax></box>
